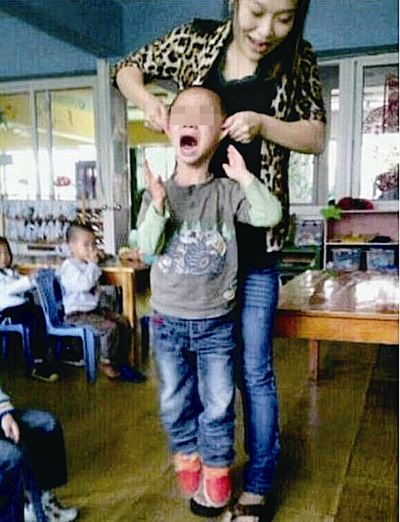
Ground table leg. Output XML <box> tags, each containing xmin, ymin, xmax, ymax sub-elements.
<box><xmin>309</xmin><ymin>339</ymin><xmax>320</xmax><ymax>380</ymax></box>
<box><xmin>101</xmin><ymin>270</ymin><xmax>138</xmax><ymax>366</ymax></box>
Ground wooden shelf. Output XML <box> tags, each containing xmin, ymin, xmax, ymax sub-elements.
<box><xmin>323</xmin><ymin>210</ymin><xmax>399</xmax><ymax>270</ymax></box>
<box><xmin>326</xmin><ymin>241</ymin><xmax>399</xmax><ymax>247</ymax></box>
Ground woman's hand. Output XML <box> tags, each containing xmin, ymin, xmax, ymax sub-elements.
<box><xmin>116</xmin><ymin>66</ymin><xmax>168</xmax><ymax>132</ymax></box>
<box><xmin>144</xmin><ymin>96</ymin><xmax>169</xmax><ymax>133</ymax></box>
<box><xmin>222</xmin><ymin>145</ymin><xmax>254</xmax><ymax>187</ymax></box>
<box><xmin>143</xmin><ymin>160</ymin><xmax>166</xmax><ymax>214</ymax></box>
<box><xmin>1</xmin><ymin>413</ymin><xmax>20</xmax><ymax>443</ymax></box>
<box><xmin>222</xmin><ymin>111</ymin><xmax>263</xmax><ymax>143</ymax></box>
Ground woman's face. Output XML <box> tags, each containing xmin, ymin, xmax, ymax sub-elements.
<box><xmin>232</xmin><ymin>0</ymin><xmax>298</xmax><ymax>63</ymax></box>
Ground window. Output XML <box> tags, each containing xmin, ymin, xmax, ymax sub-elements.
<box><xmin>357</xmin><ymin>63</ymin><xmax>398</xmax><ymax>200</ymax></box>
<box><xmin>0</xmin><ymin>78</ymin><xmax>97</xmax><ymax>201</ymax></box>
<box><xmin>289</xmin><ymin>52</ymin><xmax>398</xmax><ymax>207</ymax></box>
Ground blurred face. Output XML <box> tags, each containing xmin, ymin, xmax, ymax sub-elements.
<box><xmin>0</xmin><ymin>243</ymin><xmax>11</xmax><ymax>268</ymax></box>
<box><xmin>233</xmin><ymin>0</ymin><xmax>298</xmax><ymax>63</ymax></box>
<box><xmin>168</xmin><ymin>88</ymin><xmax>224</xmax><ymax>167</ymax></box>
<box><xmin>69</xmin><ymin>229</ymin><xmax>97</xmax><ymax>262</ymax></box>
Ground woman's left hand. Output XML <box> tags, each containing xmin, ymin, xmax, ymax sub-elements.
<box><xmin>222</xmin><ymin>111</ymin><xmax>263</xmax><ymax>143</ymax></box>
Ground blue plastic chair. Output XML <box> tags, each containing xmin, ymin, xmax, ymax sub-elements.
<box><xmin>0</xmin><ymin>319</ymin><xmax>33</xmax><ymax>368</ymax></box>
<box><xmin>34</xmin><ymin>268</ymin><xmax>98</xmax><ymax>382</ymax></box>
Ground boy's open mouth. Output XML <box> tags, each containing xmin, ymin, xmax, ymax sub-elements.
<box><xmin>180</xmin><ymin>135</ymin><xmax>198</xmax><ymax>153</ymax></box>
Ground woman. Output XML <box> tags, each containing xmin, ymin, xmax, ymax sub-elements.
<box><xmin>114</xmin><ymin>1</ymin><xmax>325</xmax><ymax>520</ymax></box>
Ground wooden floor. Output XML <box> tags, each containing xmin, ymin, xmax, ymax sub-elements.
<box><xmin>1</xmin><ymin>338</ymin><xmax>398</xmax><ymax>521</ymax></box>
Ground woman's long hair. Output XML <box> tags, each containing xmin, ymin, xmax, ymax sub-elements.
<box><xmin>229</xmin><ymin>0</ymin><xmax>311</xmax><ymax>78</ymax></box>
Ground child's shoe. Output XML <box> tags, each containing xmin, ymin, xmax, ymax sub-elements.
<box><xmin>173</xmin><ymin>452</ymin><xmax>202</xmax><ymax>498</ymax></box>
<box><xmin>114</xmin><ymin>364</ymin><xmax>147</xmax><ymax>383</ymax></box>
<box><xmin>220</xmin><ymin>491</ymin><xmax>265</xmax><ymax>521</ymax></box>
<box><xmin>24</xmin><ymin>491</ymin><xmax>78</xmax><ymax>522</ymax></box>
<box><xmin>99</xmin><ymin>361</ymin><xmax>120</xmax><ymax>378</ymax></box>
<box><xmin>31</xmin><ymin>362</ymin><xmax>59</xmax><ymax>383</ymax></box>
<box><xmin>190</xmin><ymin>465</ymin><xmax>231</xmax><ymax>517</ymax></box>
<box><xmin>41</xmin><ymin>490</ymin><xmax>78</xmax><ymax>521</ymax></box>
<box><xmin>24</xmin><ymin>499</ymin><xmax>36</xmax><ymax>522</ymax></box>
<box><xmin>203</xmin><ymin>465</ymin><xmax>232</xmax><ymax>507</ymax></box>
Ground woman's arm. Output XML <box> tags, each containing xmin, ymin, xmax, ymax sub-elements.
<box><xmin>222</xmin><ymin>111</ymin><xmax>325</xmax><ymax>154</ymax></box>
<box><xmin>116</xmin><ymin>66</ymin><xmax>168</xmax><ymax>132</ymax></box>
<box><xmin>259</xmin><ymin>115</ymin><xmax>325</xmax><ymax>154</ymax></box>
<box><xmin>113</xmin><ymin>22</ymin><xmax>195</xmax><ymax>131</ymax></box>
<box><xmin>222</xmin><ymin>41</ymin><xmax>326</xmax><ymax>154</ymax></box>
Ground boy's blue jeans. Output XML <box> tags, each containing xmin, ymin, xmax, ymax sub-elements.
<box><xmin>239</xmin><ymin>266</ymin><xmax>281</xmax><ymax>495</ymax></box>
<box><xmin>151</xmin><ymin>311</ymin><xmax>237</xmax><ymax>468</ymax></box>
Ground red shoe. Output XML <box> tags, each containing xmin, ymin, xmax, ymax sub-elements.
<box><xmin>203</xmin><ymin>466</ymin><xmax>232</xmax><ymax>507</ymax></box>
<box><xmin>173</xmin><ymin>453</ymin><xmax>202</xmax><ymax>498</ymax></box>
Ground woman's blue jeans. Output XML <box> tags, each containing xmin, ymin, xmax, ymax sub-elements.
<box><xmin>151</xmin><ymin>312</ymin><xmax>237</xmax><ymax>467</ymax></box>
<box><xmin>239</xmin><ymin>266</ymin><xmax>280</xmax><ymax>495</ymax></box>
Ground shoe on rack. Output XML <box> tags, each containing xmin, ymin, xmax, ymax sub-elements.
<box><xmin>41</xmin><ymin>490</ymin><xmax>78</xmax><ymax>522</ymax></box>
<box><xmin>173</xmin><ymin>452</ymin><xmax>202</xmax><ymax>498</ymax></box>
<box><xmin>31</xmin><ymin>363</ymin><xmax>59</xmax><ymax>383</ymax></box>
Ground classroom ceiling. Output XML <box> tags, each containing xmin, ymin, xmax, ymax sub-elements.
<box><xmin>0</xmin><ymin>0</ymin><xmax>125</xmax><ymax>57</ymax></box>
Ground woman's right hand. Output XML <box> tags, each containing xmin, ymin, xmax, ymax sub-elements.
<box><xmin>143</xmin><ymin>95</ymin><xmax>169</xmax><ymax>133</ymax></box>
<box><xmin>116</xmin><ymin>66</ymin><xmax>168</xmax><ymax>133</ymax></box>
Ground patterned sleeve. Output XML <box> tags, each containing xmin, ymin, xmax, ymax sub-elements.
<box><xmin>112</xmin><ymin>22</ymin><xmax>196</xmax><ymax>87</ymax></box>
<box><xmin>291</xmin><ymin>40</ymin><xmax>326</xmax><ymax>123</ymax></box>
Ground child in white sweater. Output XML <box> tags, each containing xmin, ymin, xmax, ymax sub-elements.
<box><xmin>0</xmin><ymin>237</ymin><xmax>58</xmax><ymax>383</ymax></box>
<box><xmin>58</xmin><ymin>223</ymin><xmax>146</xmax><ymax>383</ymax></box>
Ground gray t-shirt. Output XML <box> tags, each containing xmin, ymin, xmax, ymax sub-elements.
<box><xmin>137</xmin><ymin>176</ymin><xmax>281</xmax><ymax>319</ymax></box>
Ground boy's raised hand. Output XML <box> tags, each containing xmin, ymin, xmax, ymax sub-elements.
<box><xmin>222</xmin><ymin>145</ymin><xmax>254</xmax><ymax>187</ymax></box>
<box><xmin>143</xmin><ymin>159</ymin><xmax>166</xmax><ymax>214</ymax></box>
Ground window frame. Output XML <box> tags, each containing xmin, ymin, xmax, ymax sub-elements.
<box><xmin>0</xmin><ymin>75</ymin><xmax>99</xmax><ymax>201</ymax></box>
<box><xmin>291</xmin><ymin>50</ymin><xmax>399</xmax><ymax>214</ymax></box>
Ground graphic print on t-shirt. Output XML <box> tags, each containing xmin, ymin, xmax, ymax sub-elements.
<box><xmin>156</xmin><ymin>226</ymin><xmax>227</xmax><ymax>276</ymax></box>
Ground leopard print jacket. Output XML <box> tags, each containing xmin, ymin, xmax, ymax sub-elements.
<box><xmin>113</xmin><ymin>19</ymin><xmax>326</xmax><ymax>252</ymax></box>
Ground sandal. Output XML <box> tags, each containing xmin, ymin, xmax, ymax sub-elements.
<box><xmin>221</xmin><ymin>500</ymin><xmax>264</xmax><ymax>521</ymax></box>
<box><xmin>190</xmin><ymin>485</ymin><xmax>226</xmax><ymax>518</ymax></box>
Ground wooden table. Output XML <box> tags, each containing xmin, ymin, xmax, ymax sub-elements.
<box><xmin>275</xmin><ymin>270</ymin><xmax>399</xmax><ymax>380</ymax></box>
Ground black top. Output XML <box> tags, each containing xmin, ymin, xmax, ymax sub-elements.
<box><xmin>203</xmin><ymin>51</ymin><xmax>278</xmax><ymax>270</ymax></box>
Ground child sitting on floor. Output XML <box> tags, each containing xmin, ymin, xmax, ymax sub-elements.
<box><xmin>0</xmin><ymin>237</ymin><xmax>58</xmax><ymax>383</ymax></box>
<box><xmin>137</xmin><ymin>86</ymin><xmax>281</xmax><ymax>517</ymax></box>
<box><xmin>58</xmin><ymin>223</ymin><xmax>146</xmax><ymax>383</ymax></box>
<box><xmin>0</xmin><ymin>385</ymin><xmax>78</xmax><ymax>521</ymax></box>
